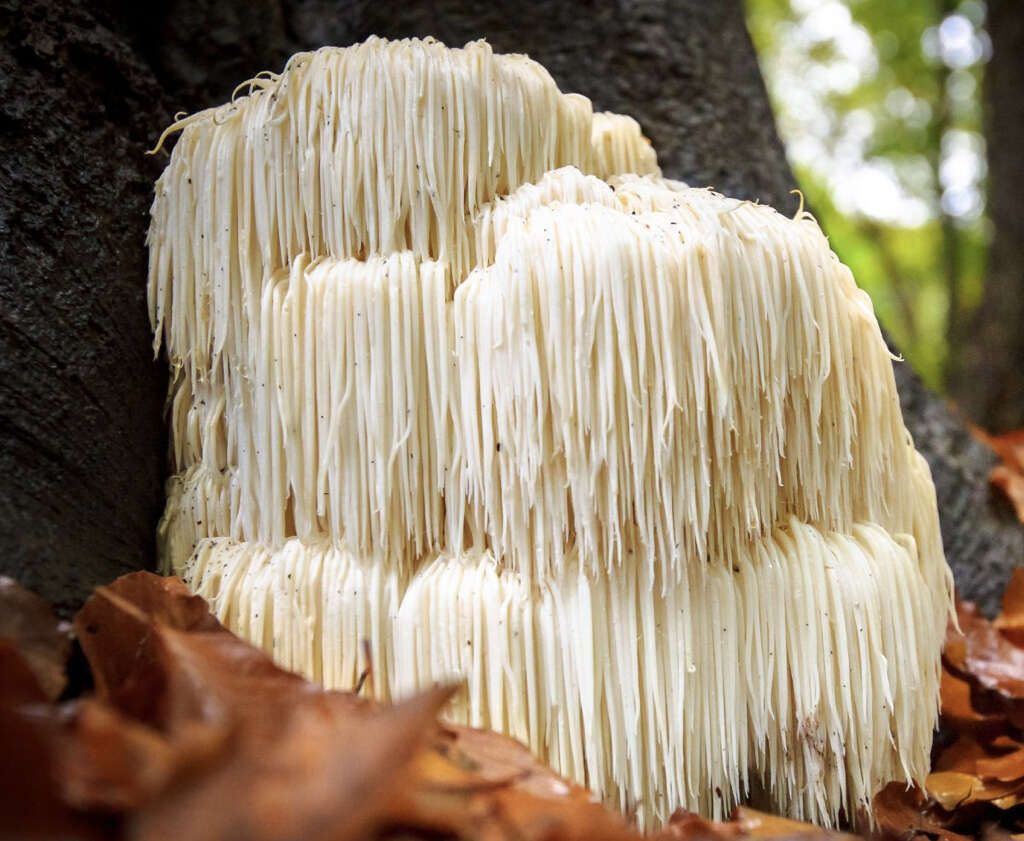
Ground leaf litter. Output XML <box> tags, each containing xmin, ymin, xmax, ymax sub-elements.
<box><xmin>2</xmin><ymin>569</ymin><xmax>1024</xmax><ymax>840</ymax></box>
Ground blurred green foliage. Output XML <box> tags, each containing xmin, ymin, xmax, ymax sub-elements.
<box><xmin>745</xmin><ymin>0</ymin><xmax>990</xmax><ymax>390</ymax></box>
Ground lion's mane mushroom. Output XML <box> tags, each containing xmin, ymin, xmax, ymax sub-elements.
<box><xmin>147</xmin><ymin>37</ymin><xmax>954</xmax><ymax>829</ymax></box>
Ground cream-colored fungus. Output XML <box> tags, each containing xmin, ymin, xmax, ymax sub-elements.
<box><xmin>148</xmin><ymin>36</ymin><xmax>953</xmax><ymax>830</ymax></box>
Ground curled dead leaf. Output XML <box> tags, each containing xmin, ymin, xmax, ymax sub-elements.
<box><xmin>0</xmin><ymin>576</ymin><xmax>72</xmax><ymax>700</ymax></box>
<box><xmin>934</xmin><ymin>737</ymin><xmax>989</xmax><ymax>775</ymax></box>
<box><xmin>872</xmin><ymin>782</ymin><xmax>973</xmax><ymax>841</ymax></box>
<box><xmin>974</xmin><ymin>744</ymin><xmax>1024</xmax><ymax>783</ymax></box>
<box><xmin>941</xmin><ymin>669</ymin><xmax>1004</xmax><ymax>731</ymax></box>
<box><xmin>925</xmin><ymin>771</ymin><xmax>1024</xmax><ymax>811</ymax></box>
<box><xmin>666</xmin><ymin>810</ymin><xmax>740</xmax><ymax>840</ymax></box>
<box><xmin>974</xmin><ymin>428</ymin><xmax>1024</xmax><ymax>523</ymax></box>
<box><xmin>57</xmin><ymin>698</ymin><xmax>190</xmax><ymax>811</ymax></box>
<box><xmin>995</xmin><ymin>569</ymin><xmax>1024</xmax><ymax>646</ymax></box>
<box><xmin>17</xmin><ymin>567</ymin><xmax>1024</xmax><ymax>841</ymax></box>
<box><xmin>393</xmin><ymin>724</ymin><xmax>638</xmax><ymax>841</ymax></box>
<box><xmin>663</xmin><ymin>807</ymin><xmax>855</xmax><ymax>841</ymax></box>
<box><xmin>990</xmin><ymin>466</ymin><xmax>1024</xmax><ymax>524</ymax></box>
<box><xmin>730</xmin><ymin>806</ymin><xmax>851</xmax><ymax>839</ymax></box>
<box><xmin>5</xmin><ymin>572</ymin><xmax>661</xmax><ymax>841</ymax></box>
<box><xmin>944</xmin><ymin>600</ymin><xmax>1024</xmax><ymax>700</ymax></box>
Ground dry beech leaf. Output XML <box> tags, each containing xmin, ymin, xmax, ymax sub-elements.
<box><xmin>944</xmin><ymin>600</ymin><xmax>1024</xmax><ymax>700</ymax></box>
<box><xmin>15</xmin><ymin>568</ymin><xmax>1024</xmax><ymax>841</ymax></box>
<box><xmin>0</xmin><ymin>582</ymin><xmax>97</xmax><ymax>839</ymax></box>
<box><xmin>0</xmin><ymin>642</ymin><xmax>105</xmax><ymax>839</ymax></box>
<box><xmin>392</xmin><ymin>725</ymin><xmax>640</xmax><ymax>841</ymax></box>
<box><xmin>0</xmin><ymin>575</ymin><xmax>72</xmax><ymax>700</ymax></box>
<box><xmin>974</xmin><ymin>745</ymin><xmax>1024</xmax><ymax>783</ymax></box>
<box><xmin>57</xmin><ymin>698</ymin><xmax>191</xmax><ymax>811</ymax></box>
<box><xmin>995</xmin><ymin>568</ymin><xmax>1024</xmax><ymax>646</ymax></box>
<box><xmin>965</xmin><ymin>621</ymin><xmax>1024</xmax><ymax>699</ymax></box>
<box><xmin>990</xmin><ymin>466</ymin><xmax>1024</xmax><ymax>524</ymax></box>
<box><xmin>925</xmin><ymin>770</ymin><xmax>1024</xmax><ymax>811</ymax></box>
<box><xmin>666</xmin><ymin>811</ymin><xmax>740</xmax><ymax>840</ymax></box>
<box><xmin>730</xmin><ymin>806</ymin><xmax>853</xmax><ymax>839</ymax></box>
<box><xmin>73</xmin><ymin>573</ymin><xmax>222</xmax><ymax>725</ymax></box>
<box><xmin>60</xmin><ymin>573</ymin><xmax>662</xmax><ymax>841</ymax></box>
<box><xmin>946</xmin><ymin>601</ymin><xmax>1024</xmax><ymax>731</ymax></box>
<box><xmin>134</xmin><ymin>687</ymin><xmax>450</xmax><ymax>841</ymax></box>
<box><xmin>878</xmin><ymin>590</ymin><xmax>1024</xmax><ymax>840</ymax></box>
<box><xmin>989</xmin><ymin>734</ymin><xmax>1023</xmax><ymax>751</ymax></box>
<box><xmin>940</xmin><ymin>669</ymin><xmax>1003</xmax><ymax>731</ymax></box>
<box><xmin>872</xmin><ymin>782</ymin><xmax>973</xmax><ymax>841</ymax></box>
<box><xmin>934</xmin><ymin>737</ymin><xmax>989</xmax><ymax>775</ymax></box>
<box><xmin>916</xmin><ymin>595</ymin><xmax>1024</xmax><ymax>839</ymax></box>
<box><xmin>663</xmin><ymin>807</ymin><xmax>854</xmax><ymax>841</ymax></box>
<box><xmin>440</xmin><ymin>724</ymin><xmax>599</xmax><ymax>800</ymax></box>
<box><xmin>943</xmin><ymin>601</ymin><xmax>979</xmax><ymax>676</ymax></box>
<box><xmin>70</xmin><ymin>572</ymin><xmax>451</xmax><ymax>841</ymax></box>
<box><xmin>0</xmin><ymin>640</ymin><xmax>49</xmax><ymax>706</ymax></box>
<box><xmin>975</xmin><ymin>428</ymin><xmax>1024</xmax><ymax>523</ymax></box>
<box><xmin>983</xmin><ymin>429</ymin><xmax>1024</xmax><ymax>474</ymax></box>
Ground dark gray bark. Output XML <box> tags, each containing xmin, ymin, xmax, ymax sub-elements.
<box><xmin>0</xmin><ymin>0</ymin><xmax>168</xmax><ymax>617</ymax></box>
<box><xmin>892</xmin><ymin>351</ymin><xmax>1023</xmax><ymax>615</ymax></box>
<box><xmin>1</xmin><ymin>0</ymin><xmax>1018</xmax><ymax>616</ymax></box>
<box><xmin>953</xmin><ymin>0</ymin><xmax>1024</xmax><ymax>434</ymax></box>
<box><xmin>110</xmin><ymin>0</ymin><xmax>800</xmax><ymax>213</ymax></box>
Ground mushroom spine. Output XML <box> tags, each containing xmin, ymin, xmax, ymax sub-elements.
<box><xmin>148</xmin><ymin>36</ymin><xmax>954</xmax><ymax>829</ymax></box>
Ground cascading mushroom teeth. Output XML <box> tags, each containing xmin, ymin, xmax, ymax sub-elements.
<box><xmin>147</xmin><ymin>35</ymin><xmax>954</xmax><ymax>831</ymax></box>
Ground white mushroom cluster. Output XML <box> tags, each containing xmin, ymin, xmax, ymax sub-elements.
<box><xmin>148</xmin><ymin>36</ymin><xmax>954</xmax><ymax>829</ymax></box>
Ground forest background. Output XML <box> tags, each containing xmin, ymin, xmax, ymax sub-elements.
<box><xmin>745</xmin><ymin>0</ymin><xmax>1022</xmax><ymax>432</ymax></box>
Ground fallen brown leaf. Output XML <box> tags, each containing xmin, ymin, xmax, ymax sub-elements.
<box><xmin>914</xmin><ymin>585</ymin><xmax>1024</xmax><ymax>841</ymax></box>
<box><xmin>73</xmin><ymin>573</ymin><xmax>222</xmax><ymax>726</ymax></box>
<box><xmin>71</xmin><ymin>573</ymin><xmax>452</xmax><ymax>841</ymax></box>
<box><xmin>995</xmin><ymin>569</ymin><xmax>1024</xmax><ymax>647</ymax></box>
<box><xmin>971</xmin><ymin>427</ymin><xmax>1024</xmax><ymax>523</ymax></box>
<box><xmin>665</xmin><ymin>807</ymin><xmax>854</xmax><ymax>841</ymax></box>
<box><xmin>974</xmin><ymin>745</ymin><xmax>1024</xmax><ymax>783</ymax></box>
<box><xmin>0</xmin><ymin>575</ymin><xmax>72</xmax><ymax>700</ymax></box>
<box><xmin>667</xmin><ymin>810</ymin><xmax>741</xmax><ymax>840</ymax></box>
<box><xmin>731</xmin><ymin>806</ymin><xmax>845</xmax><ymax>838</ymax></box>
<box><xmin>10</xmin><ymin>565</ymin><xmax>1024</xmax><ymax>841</ymax></box>
<box><xmin>991</xmin><ymin>466</ymin><xmax>1024</xmax><ymax>524</ymax></box>
<box><xmin>984</xmin><ymin>430</ymin><xmax>1024</xmax><ymax>471</ymax></box>
<box><xmin>873</xmin><ymin>782</ymin><xmax>973</xmax><ymax>841</ymax></box>
<box><xmin>934</xmin><ymin>736</ymin><xmax>992</xmax><ymax>776</ymax></box>
<box><xmin>966</xmin><ymin>623</ymin><xmax>1024</xmax><ymax>700</ymax></box>
<box><xmin>393</xmin><ymin>723</ymin><xmax>638</xmax><ymax>841</ymax></box>
<box><xmin>135</xmin><ymin>687</ymin><xmax>450</xmax><ymax>841</ymax></box>
<box><xmin>944</xmin><ymin>602</ymin><xmax>975</xmax><ymax>677</ymax></box>
<box><xmin>57</xmin><ymin>697</ymin><xmax>194</xmax><ymax>811</ymax></box>
<box><xmin>0</xmin><ymin>640</ymin><xmax>104</xmax><ymax>839</ymax></box>
<box><xmin>2</xmin><ymin>572</ymin><xmax>663</xmax><ymax>841</ymax></box>
<box><xmin>926</xmin><ymin>771</ymin><xmax>1024</xmax><ymax>811</ymax></box>
<box><xmin>941</xmin><ymin>669</ymin><xmax>1004</xmax><ymax>731</ymax></box>
<box><xmin>944</xmin><ymin>601</ymin><xmax>1024</xmax><ymax>700</ymax></box>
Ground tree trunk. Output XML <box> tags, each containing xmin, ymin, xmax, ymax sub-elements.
<box><xmin>2</xmin><ymin>0</ymin><xmax>1018</xmax><ymax>616</ymax></box>
<box><xmin>0</xmin><ymin>0</ymin><xmax>168</xmax><ymax>617</ymax></box>
<box><xmin>953</xmin><ymin>0</ymin><xmax>1024</xmax><ymax>433</ymax></box>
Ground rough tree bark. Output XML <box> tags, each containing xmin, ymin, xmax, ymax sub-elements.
<box><xmin>0</xmin><ymin>0</ymin><xmax>168</xmax><ymax>617</ymax></box>
<box><xmin>953</xmin><ymin>0</ymin><xmax>1024</xmax><ymax>434</ymax></box>
<box><xmin>1</xmin><ymin>0</ymin><xmax>1019</xmax><ymax>615</ymax></box>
